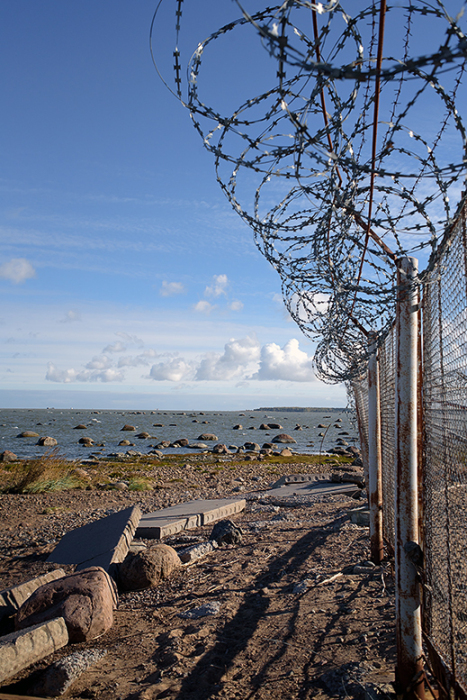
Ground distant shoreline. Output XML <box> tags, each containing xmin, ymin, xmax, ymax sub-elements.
<box><xmin>255</xmin><ymin>406</ymin><xmax>350</xmax><ymax>412</ymax></box>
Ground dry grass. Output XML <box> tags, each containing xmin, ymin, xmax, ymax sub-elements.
<box><xmin>5</xmin><ymin>451</ymin><xmax>80</xmax><ymax>493</ymax></box>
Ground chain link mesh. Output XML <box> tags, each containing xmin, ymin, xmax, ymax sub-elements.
<box><xmin>422</xmin><ymin>205</ymin><xmax>467</xmax><ymax>690</ymax></box>
<box><xmin>378</xmin><ymin>321</ymin><xmax>396</xmax><ymax>550</ymax></box>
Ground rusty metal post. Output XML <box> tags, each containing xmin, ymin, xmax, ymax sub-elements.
<box><xmin>368</xmin><ymin>332</ymin><xmax>384</xmax><ymax>564</ymax></box>
<box><xmin>395</xmin><ymin>257</ymin><xmax>424</xmax><ymax>699</ymax></box>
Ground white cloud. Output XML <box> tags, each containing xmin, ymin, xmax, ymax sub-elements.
<box><xmin>0</xmin><ymin>258</ymin><xmax>36</xmax><ymax>284</ymax></box>
<box><xmin>251</xmin><ymin>339</ymin><xmax>316</xmax><ymax>382</ymax></box>
<box><xmin>149</xmin><ymin>358</ymin><xmax>195</xmax><ymax>382</ymax></box>
<box><xmin>46</xmin><ymin>361</ymin><xmax>125</xmax><ymax>383</ymax></box>
<box><xmin>204</xmin><ymin>274</ymin><xmax>228</xmax><ymax>298</ymax></box>
<box><xmin>85</xmin><ymin>355</ymin><xmax>113</xmax><ymax>370</ymax></box>
<box><xmin>194</xmin><ymin>300</ymin><xmax>215</xmax><ymax>314</ymax></box>
<box><xmin>103</xmin><ymin>341</ymin><xmax>127</xmax><ymax>353</ymax></box>
<box><xmin>118</xmin><ymin>349</ymin><xmax>158</xmax><ymax>367</ymax></box>
<box><xmin>160</xmin><ymin>280</ymin><xmax>185</xmax><ymax>297</ymax></box>
<box><xmin>115</xmin><ymin>332</ymin><xmax>144</xmax><ymax>347</ymax></box>
<box><xmin>230</xmin><ymin>300</ymin><xmax>243</xmax><ymax>311</ymax></box>
<box><xmin>59</xmin><ymin>310</ymin><xmax>82</xmax><ymax>324</ymax></box>
<box><xmin>195</xmin><ymin>335</ymin><xmax>260</xmax><ymax>380</ymax></box>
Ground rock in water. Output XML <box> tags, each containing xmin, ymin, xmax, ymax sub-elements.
<box><xmin>272</xmin><ymin>433</ymin><xmax>297</xmax><ymax>444</ymax></box>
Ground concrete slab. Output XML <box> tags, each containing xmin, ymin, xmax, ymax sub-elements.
<box><xmin>136</xmin><ymin>498</ymin><xmax>246</xmax><ymax>539</ymax></box>
<box><xmin>257</xmin><ymin>480</ymin><xmax>359</xmax><ymax>499</ymax></box>
<box><xmin>0</xmin><ymin>569</ymin><xmax>65</xmax><ymax>622</ymax></box>
<box><xmin>0</xmin><ymin>617</ymin><xmax>69</xmax><ymax>684</ymax></box>
<box><xmin>46</xmin><ymin>506</ymin><xmax>141</xmax><ymax>574</ymax></box>
<box><xmin>272</xmin><ymin>473</ymin><xmax>328</xmax><ymax>488</ymax></box>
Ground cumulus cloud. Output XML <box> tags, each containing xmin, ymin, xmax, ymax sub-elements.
<box><xmin>103</xmin><ymin>341</ymin><xmax>127</xmax><ymax>353</ymax></box>
<box><xmin>59</xmin><ymin>310</ymin><xmax>82</xmax><ymax>324</ymax></box>
<box><xmin>115</xmin><ymin>332</ymin><xmax>144</xmax><ymax>347</ymax></box>
<box><xmin>204</xmin><ymin>274</ymin><xmax>228</xmax><ymax>298</ymax></box>
<box><xmin>0</xmin><ymin>258</ymin><xmax>36</xmax><ymax>284</ymax></box>
<box><xmin>160</xmin><ymin>280</ymin><xmax>185</xmax><ymax>297</ymax></box>
<box><xmin>194</xmin><ymin>300</ymin><xmax>215</xmax><ymax>314</ymax></box>
<box><xmin>85</xmin><ymin>355</ymin><xmax>113</xmax><ymax>370</ymax></box>
<box><xmin>46</xmin><ymin>362</ymin><xmax>124</xmax><ymax>383</ymax></box>
<box><xmin>251</xmin><ymin>339</ymin><xmax>316</xmax><ymax>382</ymax></box>
<box><xmin>230</xmin><ymin>300</ymin><xmax>243</xmax><ymax>311</ymax></box>
<box><xmin>118</xmin><ymin>349</ymin><xmax>157</xmax><ymax>367</ymax></box>
<box><xmin>195</xmin><ymin>335</ymin><xmax>260</xmax><ymax>381</ymax></box>
<box><xmin>149</xmin><ymin>358</ymin><xmax>195</xmax><ymax>382</ymax></box>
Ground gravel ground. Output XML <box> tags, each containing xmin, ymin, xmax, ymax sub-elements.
<box><xmin>0</xmin><ymin>455</ymin><xmax>397</xmax><ymax>700</ymax></box>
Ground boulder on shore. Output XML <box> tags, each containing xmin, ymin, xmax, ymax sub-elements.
<box><xmin>197</xmin><ymin>433</ymin><xmax>218</xmax><ymax>441</ymax></box>
<box><xmin>15</xmin><ymin>566</ymin><xmax>117</xmax><ymax>643</ymax></box>
<box><xmin>0</xmin><ymin>450</ymin><xmax>18</xmax><ymax>462</ymax></box>
<box><xmin>118</xmin><ymin>545</ymin><xmax>180</xmax><ymax>591</ymax></box>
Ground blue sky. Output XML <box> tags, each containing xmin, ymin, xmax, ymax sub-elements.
<box><xmin>0</xmin><ymin>1</ymin><xmax>348</xmax><ymax>409</ymax></box>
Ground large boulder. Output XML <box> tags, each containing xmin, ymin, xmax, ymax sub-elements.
<box><xmin>15</xmin><ymin>567</ymin><xmax>117</xmax><ymax>643</ymax></box>
<box><xmin>244</xmin><ymin>441</ymin><xmax>260</xmax><ymax>452</ymax></box>
<box><xmin>272</xmin><ymin>433</ymin><xmax>297</xmax><ymax>444</ymax></box>
<box><xmin>37</xmin><ymin>436</ymin><xmax>58</xmax><ymax>446</ymax></box>
<box><xmin>212</xmin><ymin>443</ymin><xmax>230</xmax><ymax>454</ymax></box>
<box><xmin>173</xmin><ymin>438</ymin><xmax>189</xmax><ymax>447</ymax></box>
<box><xmin>0</xmin><ymin>450</ymin><xmax>18</xmax><ymax>462</ymax></box>
<box><xmin>118</xmin><ymin>545</ymin><xmax>180</xmax><ymax>591</ymax></box>
<box><xmin>78</xmin><ymin>436</ymin><xmax>94</xmax><ymax>446</ymax></box>
<box><xmin>197</xmin><ymin>433</ymin><xmax>218</xmax><ymax>441</ymax></box>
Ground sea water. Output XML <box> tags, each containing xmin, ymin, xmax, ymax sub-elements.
<box><xmin>0</xmin><ymin>408</ymin><xmax>358</xmax><ymax>461</ymax></box>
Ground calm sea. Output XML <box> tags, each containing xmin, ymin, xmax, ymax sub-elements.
<box><xmin>0</xmin><ymin>408</ymin><xmax>358</xmax><ymax>461</ymax></box>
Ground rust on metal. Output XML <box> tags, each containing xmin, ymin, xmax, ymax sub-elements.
<box><xmin>368</xmin><ymin>331</ymin><xmax>384</xmax><ymax>564</ymax></box>
<box><xmin>395</xmin><ymin>256</ymin><xmax>425</xmax><ymax>700</ymax></box>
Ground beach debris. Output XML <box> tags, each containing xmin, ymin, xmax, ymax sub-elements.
<box><xmin>30</xmin><ymin>648</ymin><xmax>107</xmax><ymax>697</ymax></box>
<box><xmin>179</xmin><ymin>540</ymin><xmax>218</xmax><ymax>564</ymax></box>
<box><xmin>178</xmin><ymin>601</ymin><xmax>222</xmax><ymax>619</ymax></box>
<box><xmin>0</xmin><ymin>569</ymin><xmax>66</xmax><ymax>623</ymax></box>
<box><xmin>0</xmin><ymin>617</ymin><xmax>69</xmax><ymax>684</ymax></box>
<box><xmin>136</xmin><ymin>498</ymin><xmax>245</xmax><ymax>539</ymax></box>
<box><xmin>15</xmin><ymin>567</ymin><xmax>118</xmax><ymax>643</ymax></box>
<box><xmin>47</xmin><ymin>505</ymin><xmax>141</xmax><ymax>574</ymax></box>
<box><xmin>118</xmin><ymin>544</ymin><xmax>180</xmax><ymax>591</ymax></box>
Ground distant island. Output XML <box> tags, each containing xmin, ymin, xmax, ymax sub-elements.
<box><xmin>255</xmin><ymin>406</ymin><xmax>350</xmax><ymax>412</ymax></box>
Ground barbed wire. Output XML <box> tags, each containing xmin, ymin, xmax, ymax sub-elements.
<box><xmin>151</xmin><ymin>0</ymin><xmax>467</xmax><ymax>382</ymax></box>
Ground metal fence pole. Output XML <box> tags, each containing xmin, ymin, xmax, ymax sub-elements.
<box><xmin>395</xmin><ymin>257</ymin><xmax>424</xmax><ymax>699</ymax></box>
<box><xmin>368</xmin><ymin>332</ymin><xmax>384</xmax><ymax>563</ymax></box>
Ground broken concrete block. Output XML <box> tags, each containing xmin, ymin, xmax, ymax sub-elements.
<box><xmin>0</xmin><ymin>569</ymin><xmax>66</xmax><ymax>622</ymax></box>
<box><xmin>15</xmin><ymin>567</ymin><xmax>118</xmax><ymax>643</ymax></box>
<box><xmin>46</xmin><ymin>505</ymin><xmax>141</xmax><ymax>574</ymax></box>
<box><xmin>179</xmin><ymin>540</ymin><xmax>218</xmax><ymax>564</ymax></box>
<box><xmin>118</xmin><ymin>544</ymin><xmax>181</xmax><ymax>591</ymax></box>
<box><xmin>210</xmin><ymin>519</ymin><xmax>243</xmax><ymax>545</ymax></box>
<box><xmin>31</xmin><ymin>648</ymin><xmax>107</xmax><ymax>696</ymax></box>
<box><xmin>136</xmin><ymin>498</ymin><xmax>245</xmax><ymax>539</ymax></box>
<box><xmin>0</xmin><ymin>617</ymin><xmax>69</xmax><ymax>684</ymax></box>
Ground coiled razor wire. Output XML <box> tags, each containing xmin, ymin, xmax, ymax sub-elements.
<box><xmin>151</xmin><ymin>0</ymin><xmax>467</xmax><ymax>382</ymax></box>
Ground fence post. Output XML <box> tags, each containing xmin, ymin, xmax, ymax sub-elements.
<box><xmin>395</xmin><ymin>257</ymin><xmax>424</xmax><ymax>699</ymax></box>
<box><xmin>368</xmin><ymin>332</ymin><xmax>384</xmax><ymax>563</ymax></box>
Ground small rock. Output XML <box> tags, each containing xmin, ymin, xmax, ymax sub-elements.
<box><xmin>73</xmin><ymin>424</ymin><xmax>87</xmax><ymax>430</ymax></box>
<box><xmin>121</xmin><ymin>425</ymin><xmax>136</xmax><ymax>431</ymax></box>
<box><xmin>212</xmin><ymin>443</ymin><xmax>230</xmax><ymax>454</ymax></box>
<box><xmin>78</xmin><ymin>436</ymin><xmax>94</xmax><ymax>446</ymax></box>
<box><xmin>210</xmin><ymin>519</ymin><xmax>243</xmax><ymax>545</ymax></box>
<box><xmin>178</xmin><ymin>601</ymin><xmax>221</xmax><ymax>619</ymax></box>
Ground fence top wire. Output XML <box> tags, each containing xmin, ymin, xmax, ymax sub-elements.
<box><xmin>151</xmin><ymin>0</ymin><xmax>467</xmax><ymax>382</ymax></box>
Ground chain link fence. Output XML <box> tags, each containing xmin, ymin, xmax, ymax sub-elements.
<box><xmin>352</xmin><ymin>203</ymin><xmax>467</xmax><ymax>696</ymax></box>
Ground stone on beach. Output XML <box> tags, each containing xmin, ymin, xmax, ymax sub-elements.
<box><xmin>118</xmin><ymin>544</ymin><xmax>181</xmax><ymax>591</ymax></box>
<box><xmin>15</xmin><ymin>566</ymin><xmax>118</xmax><ymax>643</ymax></box>
<box><xmin>0</xmin><ymin>450</ymin><xmax>18</xmax><ymax>462</ymax></box>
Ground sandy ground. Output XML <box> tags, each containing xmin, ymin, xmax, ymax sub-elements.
<box><xmin>0</xmin><ymin>455</ymin><xmax>396</xmax><ymax>700</ymax></box>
